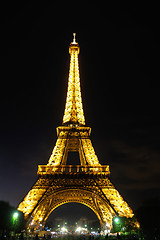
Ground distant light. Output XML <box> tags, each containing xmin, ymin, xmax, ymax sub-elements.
<box><xmin>61</xmin><ymin>227</ymin><xmax>67</xmax><ymax>233</ymax></box>
<box><xmin>135</xmin><ymin>221</ymin><xmax>140</xmax><ymax>228</ymax></box>
<box><xmin>106</xmin><ymin>223</ymin><xmax>110</xmax><ymax>228</ymax></box>
<box><xmin>76</xmin><ymin>227</ymin><xmax>82</xmax><ymax>232</ymax></box>
<box><xmin>13</xmin><ymin>212</ymin><xmax>18</xmax><ymax>219</ymax></box>
<box><xmin>104</xmin><ymin>229</ymin><xmax>110</xmax><ymax>235</ymax></box>
<box><xmin>91</xmin><ymin>231</ymin><xmax>99</xmax><ymax>235</ymax></box>
<box><xmin>114</xmin><ymin>217</ymin><xmax>119</xmax><ymax>223</ymax></box>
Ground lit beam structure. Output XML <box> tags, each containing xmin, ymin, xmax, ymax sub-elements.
<box><xmin>18</xmin><ymin>34</ymin><xmax>133</xmax><ymax>230</ymax></box>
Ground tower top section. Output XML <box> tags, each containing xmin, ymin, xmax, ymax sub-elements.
<box><xmin>69</xmin><ymin>33</ymin><xmax>80</xmax><ymax>54</ymax></box>
<box><xmin>63</xmin><ymin>34</ymin><xmax>85</xmax><ymax>126</ymax></box>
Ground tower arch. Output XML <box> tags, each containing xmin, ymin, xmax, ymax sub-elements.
<box><xmin>27</xmin><ymin>188</ymin><xmax>115</xmax><ymax>229</ymax></box>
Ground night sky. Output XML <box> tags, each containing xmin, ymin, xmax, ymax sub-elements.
<box><xmin>0</xmin><ymin>3</ymin><xmax>160</xmax><ymax>222</ymax></box>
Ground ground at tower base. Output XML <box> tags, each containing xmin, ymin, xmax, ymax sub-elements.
<box><xmin>0</xmin><ymin>199</ymin><xmax>160</xmax><ymax>240</ymax></box>
<box><xmin>0</xmin><ymin>231</ymin><xmax>151</xmax><ymax>240</ymax></box>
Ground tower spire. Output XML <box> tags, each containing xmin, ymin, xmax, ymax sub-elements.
<box><xmin>63</xmin><ymin>34</ymin><xmax>85</xmax><ymax>126</ymax></box>
<box><xmin>73</xmin><ymin>33</ymin><xmax>76</xmax><ymax>43</ymax></box>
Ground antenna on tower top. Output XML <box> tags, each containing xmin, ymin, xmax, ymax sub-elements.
<box><xmin>73</xmin><ymin>33</ymin><xmax>76</xmax><ymax>43</ymax></box>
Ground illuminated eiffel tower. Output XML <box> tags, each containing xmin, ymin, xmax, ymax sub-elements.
<box><xmin>18</xmin><ymin>34</ymin><xmax>133</xmax><ymax>230</ymax></box>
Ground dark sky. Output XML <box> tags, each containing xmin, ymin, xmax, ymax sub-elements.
<box><xmin>0</xmin><ymin>3</ymin><xmax>160</xmax><ymax>222</ymax></box>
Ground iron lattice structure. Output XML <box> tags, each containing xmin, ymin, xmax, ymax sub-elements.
<box><xmin>18</xmin><ymin>34</ymin><xmax>133</xmax><ymax>230</ymax></box>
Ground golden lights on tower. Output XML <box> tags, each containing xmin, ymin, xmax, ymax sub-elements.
<box><xmin>63</xmin><ymin>33</ymin><xmax>85</xmax><ymax>126</ymax></box>
<box><xmin>17</xmin><ymin>34</ymin><xmax>134</xmax><ymax>231</ymax></box>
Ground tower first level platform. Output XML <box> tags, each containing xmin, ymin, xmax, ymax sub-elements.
<box><xmin>18</xmin><ymin>166</ymin><xmax>133</xmax><ymax>229</ymax></box>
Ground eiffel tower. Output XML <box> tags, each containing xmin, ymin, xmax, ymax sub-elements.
<box><xmin>18</xmin><ymin>34</ymin><xmax>133</xmax><ymax>230</ymax></box>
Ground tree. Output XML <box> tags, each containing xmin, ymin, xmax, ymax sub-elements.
<box><xmin>135</xmin><ymin>198</ymin><xmax>160</xmax><ymax>240</ymax></box>
<box><xmin>111</xmin><ymin>215</ymin><xmax>141</xmax><ymax>238</ymax></box>
<box><xmin>0</xmin><ymin>200</ymin><xmax>25</xmax><ymax>237</ymax></box>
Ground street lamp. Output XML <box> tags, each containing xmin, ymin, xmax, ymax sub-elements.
<box><xmin>114</xmin><ymin>217</ymin><xmax>121</xmax><ymax>233</ymax></box>
<box><xmin>13</xmin><ymin>212</ymin><xmax>19</xmax><ymax>237</ymax></box>
<box><xmin>13</xmin><ymin>212</ymin><xmax>19</xmax><ymax>220</ymax></box>
<box><xmin>114</xmin><ymin>217</ymin><xmax>119</xmax><ymax>223</ymax></box>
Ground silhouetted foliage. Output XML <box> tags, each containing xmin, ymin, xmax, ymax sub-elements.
<box><xmin>111</xmin><ymin>216</ymin><xmax>139</xmax><ymax>233</ymax></box>
<box><xmin>135</xmin><ymin>198</ymin><xmax>160</xmax><ymax>239</ymax></box>
<box><xmin>0</xmin><ymin>200</ymin><xmax>25</xmax><ymax>236</ymax></box>
<box><xmin>0</xmin><ymin>201</ymin><xmax>14</xmax><ymax>232</ymax></box>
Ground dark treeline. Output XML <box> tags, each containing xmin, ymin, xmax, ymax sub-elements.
<box><xmin>135</xmin><ymin>198</ymin><xmax>160</xmax><ymax>240</ymax></box>
<box><xmin>0</xmin><ymin>200</ymin><xmax>25</xmax><ymax>238</ymax></box>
